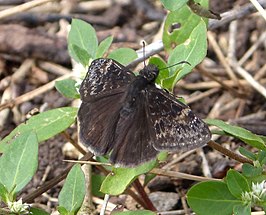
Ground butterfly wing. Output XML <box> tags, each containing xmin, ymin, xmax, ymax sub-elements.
<box><xmin>146</xmin><ymin>87</ymin><xmax>211</xmax><ymax>151</ymax></box>
<box><xmin>79</xmin><ymin>58</ymin><xmax>135</xmax><ymax>102</ymax></box>
<box><xmin>109</xmin><ymin>91</ymin><xmax>158</xmax><ymax>167</ymax></box>
<box><xmin>78</xmin><ymin>58</ymin><xmax>135</xmax><ymax>155</ymax></box>
<box><xmin>78</xmin><ymin>93</ymin><xmax>123</xmax><ymax>155</ymax></box>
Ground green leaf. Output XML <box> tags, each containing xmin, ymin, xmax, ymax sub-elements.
<box><xmin>0</xmin><ymin>130</ymin><xmax>38</xmax><ymax>194</ymax></box>
<box><xmin>258</xmin><ymin>150</ymin><xmax>266</xmax><ymax>165</ymax></box>
<box><xmin>96</xmin><ymin>36</ymin><xmax>113</xmax><ymax>58</ymax></box>
<box><xmin>57</xmin><ymin>206</ymin><xmax>69</xmax><ymax>215</ymax></box>
<box><xmin>226</xmin><ymin>169</ymin><xmax>250</xmax><ymax>199</ymax></box>
<box><xmin>113</xmin><ymin>210</ymin><xmax>156</xmax><ymax>215</ymax></box>
<box><xmin>162</xmin><ymin>68</ymin><xmax>182</xmax><ymax>91</ymax></box>
<box><xmin>148</xmin><ymin>56</ymin><xmax>169</xmax><ymax>86</ymax></box>
<box><xmin>0</xmin><ymin>107</ymin><xmax>78</xmax><ymax>152</ymax></box>
<box><xmin>0</xmin><ymin>182</ymin><xmax>9</xmax><ymax>203</ymax></box>
<box><xmin>242</xmin><ymin>163</ymin><xmax>263</xmax><ymax>178</ymax></box>
<box><xmin>239</xmin><ymin>147</ymin><xmax>256</xmax><ymax>161</ymax></box>
<box><xmin>59</xmin><ymin>164</ymin><xmax>85</xmax><ymax>213</ymax></box>
<box><xmin>187</xmin><ymin>0</ymin><xmax>221</xmax><ymax>20</ymax></box>
<box><xmin>163</xmin><ymin>0</ymin><xmax>208</xmax><ymax>51</ymax></box>
<box><xmin>70</xmin><ymin>44</ymin><xmax>91</xmax><ymax>67</ymax></box>
<box><xmin>168</xmin><ymin>20</ymin><xmax>207</xmax><ymax>83</ymax></box>
<box><xmin>233</xmin><ymin>204</ymin><xmax>251</xmax><ymax>215</ymax></box>
<box><xmin>68</xmin><ymin>19</ymin><xmax>98</xmax><ymax>61</ymax></box>
<box><xmin>205</xmin><ymin>119</ymin><xmax>266</xmax><ymax>150</ymax></box>
<box><xmin>187</xmin><ymin>181</ymin><xmax>241</xmax><ymax>215</ymax></box>
<box><xmin>108</xmin><ymin>48</ymin><xmax>137</xmax><ymax>65</ymax></box>
<box><xmin>29</xmin><ymin>207</ymin><xmax>50</xmax><ymax>215</ymax></box>
<box><xmin>100</xmin><ymin>160</ymin><xmax>156</xmax><ymax>195</ymax></box>
<box><xmin>160</xmin><ymin>0</ymin><xmax>188</xmax><ymax>11</ymax></box>
<box><xmin>259</xmin><ymin>135</ymin><xmax>266</xmax><ymax>143</ymax></box>
<box><xmin>92</xmin><ymin>174</ymin><xmax>105</xmax><ymax>197</ymax></box>
<box><xmin>96</xmin><ymin>156</ymin><xmax>113</xmax><ymax>171</ymax></box>
<box><xmin>157</xmin><ymin>151</ymin><xmax>168</xmax><ymax>161</ymax></box>
<box><xmin>55</xmin><ymin>79</ymin><xmax>80</xmax><ymax>99</ymax></box>
<box><xmin>144</xmin><ymin>173</ymin><xmax>156</xmax><ymax>187</ymax></box>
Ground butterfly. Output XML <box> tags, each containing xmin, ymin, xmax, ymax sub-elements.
<box><xmin>78</xmin><ymin>58</ymin><xmax>211</xmax><ymax>167</ymax></box>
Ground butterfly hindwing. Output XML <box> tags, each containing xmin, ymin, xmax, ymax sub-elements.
<box><xmin>146</xmin><ymin>87</ymin><xmax>211</xmax><ymax>151</ymax></box>
<box><xmin>79</xmin><ymin>58</ymin><xmax>135</xmax><ymax>102</ymax></box>
<box><xmin>109</xmin><ymin>91</ymin><xmax>158</xmax><ymax>167</ymax></box>
<box><xmin>78</xmin><ymin>93</ymin><xmax>124</xmax><ymax>155</ymax></box>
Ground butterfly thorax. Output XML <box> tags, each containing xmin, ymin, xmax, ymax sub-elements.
<box><xmin>120</xmin><ymin>65</ymin><xmax>159</xmax><ymax>116</ymax></box>
<box><xmin>119</xmin><ymin>77</ymin><xmax>148</xmax><ymax>115</ymax></box>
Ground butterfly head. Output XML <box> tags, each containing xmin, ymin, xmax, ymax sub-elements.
<box><xmin>139</xmin><ymin>64</ymin><xmax>159</xmax><ymax>83</ymax></box>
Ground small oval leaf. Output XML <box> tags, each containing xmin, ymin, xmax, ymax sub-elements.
<box><xmin>0</xmin><ymin>130</ymin><xmax>38</xmax><ymax>194</ymax></box>
<box><xmin>242</xmin><ymin>163</ymin><xmax>263</xmax><ymax>178</ymax></box>
<box><xmin>205</xmin><ymin>119</ymin><xmax>266</xmax><ymax>150</ymax></box>
<box><xmin>0</xmin><ymin>107</ymin><xmax>78</xmax><ymax>152</ymax></box>
<box><xmin>108</xmin><ymin>48</ymin><xmax>137</xmax><ymax>66</ymax></box>
<box><xmin>68</xmin><ymin>19</ymin><xmax>98</xmax><ymax>60</ymax></box>
<box><xmin>96</xmin><ymin>36</ymin><xmax>113</xmax><ymax>58</ymax></box>
<box><xmin>187</xmin><ymin>181</ymin><xmax>241</xmax><ymax>215</ymax></box>
<box><xmin>233</xmin><ymin>204</ymin><xmax>251</xmax><ymax>215</ymax></box>
<box><xmin>55</xmin><ymin>79</ymin><xmax>80</xmax><ymax>99</ymax></box>
<box><xmin>226</xmin><ymin>169</ymin><xmax>250</xmax><ymax>199</ymax></box>
<box><xmin>163</xmin><ymin>0</ymin><xmax>208</xmax><ymax>51</ymax></box>
<box><xmin>160</xmin><ymin>0</ymin><xmax>188</xmax><ymax>11</ymax></box>
<box><xmin>100</xmin><ymin>160</ymin><xmax>156</xmax><ymax>195</ymax></box>
<box><xmin>148</xmin><ymin>56</ymin><xmax>169</xmax><ymax>86</ymax></box>
<box><xmin>70</xmin><ymin>44</ymin><xmax>91</xmax><ymax>67</ymax></box>
<box><xmin>30</xmin><ymin>207</ymin><xmax>50</xmax><ymax>215</ymax></box>
<box><xmin>59</xmin><ymin>164</ymin><xmax>86</xmax><ymax>213</ymax></box>
<box><xmin>168</xmin><ymin>20</ymin><xmax>207</xmax><ymax>83</ymax></box>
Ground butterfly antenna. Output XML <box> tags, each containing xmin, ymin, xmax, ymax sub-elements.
<box><xmin>142</xmin><ymin>40</ymin><xmax>147</xmax><ymax>67</ymax></box>
<box><xmin>159</xmin><ymin>61</ymin><xmax>191</xmax><ymax>71</ymax></box>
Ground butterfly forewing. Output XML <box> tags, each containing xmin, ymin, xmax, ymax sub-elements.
<box><xmin>78</xmin><ymin>58</ymin><xmax>134</xmax><ymax>155</ymax></box>
<box><xmin>146</xmin><ymin>87</ymin><xmax>211</xmax><ymax>151</ymax></box>
<box><xmin>79</xmin><ymin>58</ymin><xmax>135</xmax><ymax>102</ymax></box>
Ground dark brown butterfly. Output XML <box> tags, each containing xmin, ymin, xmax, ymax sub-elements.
<box><xmin>78</xmin><ymin>58</ymin><xmax>211</xmax><ymax>167</ymax></box>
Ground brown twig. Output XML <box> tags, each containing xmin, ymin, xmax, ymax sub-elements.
<box><xmin>124</xmin><ymin>189</ymin><xmax>147</xmax><ymax>209</ymax></box>
<box><xmin>132</xmin><ymin>179</ymin><xmax>157</xmax><ymax>211</ymax></box>
<box><xmin>208</xmin><ymin>0</ymin><xmax>266</xmax><ymax>30</ymax></box>
<box><xmin>61</xmin><ymin>131</ymin><xmax>87</xmax><ymax>155</ymax></box>
<box><xmin>207</xmin><ymin>140</ymin><xmax>253</xmax><ymax>164</ymax></box>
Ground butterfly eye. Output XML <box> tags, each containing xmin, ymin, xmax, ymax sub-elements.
<box><xmin>148</xmin><ymin>73</ymin><xmax>154</xmax><ymax>79</ymax></box>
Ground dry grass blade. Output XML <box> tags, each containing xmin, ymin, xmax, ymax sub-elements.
<box><xmin>230</xmin><ymin>61</ymin><xmax>266</xmax><ymax>99</ymax></box>
<box><xmin>0</xmin><ymin>0</ymin><xmax>57</xmax><ymax>20</ymax></box>
<box><xmin>249</xmin><ymin>0</ymin><xmax>266</xmax><ymax>20</ymax></box>
<box><xmin>150</xmin><ymin>168</ymin><xmax>220</xmax><ymax>182</ymax></box>
<box><xmin>0</xmin><ymin>73</ymin><xmax>73</xmax><ymax>111</ymax></box>
<box><xmin>207</xmin><ymin>32</ymin><xmax>239</xmax><ymax>86</ymax></box>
